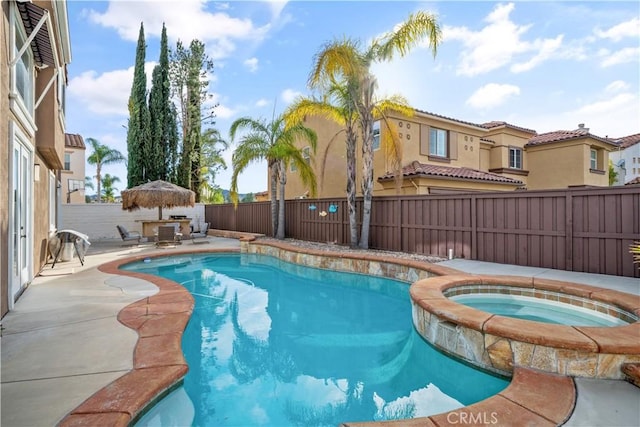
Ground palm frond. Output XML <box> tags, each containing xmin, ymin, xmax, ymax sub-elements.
<box><xmin>372</xmin><ymin>11</ymin><xmax>442</xmax><ymax>61</ymax></box>
<box><xmin>373</xmin><ymin>96</ymin><xmax>414</xmax><ymax>119</ymax></box>
<box><xmin>308</xmin><ymin>38</ymin><xmax>364</xmax><ymax>90</ymax></box>
<box><xmin>284</xmin><ymin>97</ymin><xmax>347</xmax><ymax>128</ymax></box>
<box><xmin>229</xmin><ymin>117</ymin><xmax>268</xmax><ymax>142</ymax></box>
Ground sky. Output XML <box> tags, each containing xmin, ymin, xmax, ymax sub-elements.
<box><xmin>65</xmin><ymin>0</ymin><xmax>640</xmax><ymax>196</ymax></box>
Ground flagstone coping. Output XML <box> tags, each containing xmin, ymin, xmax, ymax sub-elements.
<box><xmin>57</xmin><ymin>241</ymin><xmax>582</xmax><ymax>426</ymax></box>
<box><xmin>410</xmin><ymin>275</ymin><xmax>640</xmax><ymax>379</ymax></box>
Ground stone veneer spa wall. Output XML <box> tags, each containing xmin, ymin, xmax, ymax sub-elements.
<box><xmin>410</xmin><ymin>275</ymin><xmax>640</xmax><ymax>379</ymax></box>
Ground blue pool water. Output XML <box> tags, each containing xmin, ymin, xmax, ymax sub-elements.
<box><xmin>451</xmin><ymin>294</ymin><xmax>629</xmax><ymax>326</ymax></box>
<box><xmin>125</xmin><ymin>253</ymin><xmax>508</xmax><ymax>426</ymax></box>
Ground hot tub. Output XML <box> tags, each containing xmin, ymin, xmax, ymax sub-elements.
<box><xmin>410</xmin><ymin>275</ymin><xmax>640</xmax><ymax>379</ymax></box>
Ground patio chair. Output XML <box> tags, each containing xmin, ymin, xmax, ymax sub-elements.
<box><xmin>116</xmin><ymin>225</ymin><xmax>142</xmax><ymax>245</ymax></box>
<box><xmin>156</xmin><ymin>225</ymin><xmax>181</xmax><ymax>247</ymax></box>
<box><xmin>191</xmin><ymin>222</ymin><xmax>210</xmax><ymax>244</ymax></box>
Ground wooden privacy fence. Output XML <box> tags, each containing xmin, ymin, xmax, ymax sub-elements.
<box><xmin>205</xmin><ymin>186</ymin><xmax>640</xmax><ymax>277</ymax></box>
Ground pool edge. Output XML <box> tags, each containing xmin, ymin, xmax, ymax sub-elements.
<box><xmin>58</xmin><ymin>241</ymin><xmax>580</xmax><ymax>427</ymax></box>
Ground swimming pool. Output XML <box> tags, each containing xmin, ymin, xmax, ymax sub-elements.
<box><xmin>123</xmin><ymin>253</ymin><xmax>508</xmax><ymax>426</ymax></box>
<box><xmin>450</xmin><ymin>293</ymin><xmax>629</xmax><ymax>326</ymax></box>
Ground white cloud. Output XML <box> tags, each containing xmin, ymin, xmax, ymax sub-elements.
<box><xmin>444</xmin><ymin>2</ymin><xmax>564</xmax><ymax>76</ymax></box>
<box><xmin>595</xmin><ymin>17</ymin><xmax>640</xmax><ymax>42</ymax></box>
<box><xmin>524</xmin><ymin>84</ymin><xmax>639</xmax><ymax>137</ymax></box>
<box><xmin>605</xmin><ymin>80</ymin><xmax>630</xmax><ymax>93</ymax></box>
<box><xmin>574</xmin><ymin>92</ymin><xmax>636</xmax><ymax>116</ymax></box>
<box><xmin>281</xmin><ymin>88</ymin><xmax>301</xmax><ymax>104</ymax></box>
<box><xmin>600</xmin><ymin>47</ymin><xmax>640</xmax><ymax>67</ymax></box>
<box><xmin>255</xmin><ymin>98</ymin><xmax>269</xmax><ymax>107</ymax></box>
<box><xmin>68</xmin><ymin>62</ymin><xmax>156</xmax><ymax>116</ymax></box>
<box><xmin>215</xmin><ymin>104</ymin><xmax>237</xmax><ymax>120</ymax></box>
<box><xmin>264</xmin><ymin>0</ymin><xmax>289</xmax><ymax>20</ymax></box>
<box><xmin>88</xmin><ymin>1</ymin><xmax>272</xmax><ymax>60</ymax></box>
<box><xmin>511</xmin><ymin>35</ymin><xmax>563</xmax><ymax>73</ymax></box>
<box><xmin>466</xmin><ymin>83</ymin><xmax>520</xmax><ymax>109</ymax></box>
<box><xmin>244</xmin><ymin>57</ymin><xmax>259</xmax><ymax>73</ymax></box>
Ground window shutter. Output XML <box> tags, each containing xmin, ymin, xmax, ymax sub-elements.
<box><xmin>420</xmin><ymin>125</ymin><xmax>430</xmax><ymax>155</ymax></box>
<box><xmin>449</xmin><ymin>131</ymin><xmax>458</xmax><ymax>159</ymax></box>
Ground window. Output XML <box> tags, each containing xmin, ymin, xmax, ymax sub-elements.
<box><xmin>13</xmin><ymin>10</ymin><xmax>34</xmax><ymax>115</ymax></box>
<box><xmin>372</xmin><ymin>121</ymin><xmax>381</xmax><ymax>150</ymax></box>
<box><xmin>302</xmin><ymin>146</ymin><xmax>311</xmax><ymax>164</ymax></box>
<box><xmin>429</xmin><ymin>128</ymin><xmax>448</xmax><ymax>157</ymax></box>
<box><xmin>509</xmin><ymin>147</ymin><xmax>522</xmax><ymax>169</ymax></box>
<box><xmin>291</xmin><ymin>147</ymin><xmax>311</xmax><ymax>172</ymax></box>
<box><xmin>64</xmin><ymin>153</ymin><xmax>71</xmax><ymax>170</ymax></box>
<box><xmin>590</xmin><ymin>148</ymin><xmax>598</xmax><ymax>170</ymax></box>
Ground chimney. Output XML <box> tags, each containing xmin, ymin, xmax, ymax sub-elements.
<box><xmin>576</xmin><ymin>123</ymin><xmax>589</xmax><ymax>133</ymax></box>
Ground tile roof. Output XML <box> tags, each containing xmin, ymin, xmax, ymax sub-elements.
<box><xmin>413</xmin><ymin>108</ymin><xmax>487</xmax><ymax>130</ymax></box>
<box><xmin>378</xmin><ymin>161</ymin><xmax>524</xmax><ymax>185</ymax></box>
<box><xmin>481</xmin><ymin>121</ymin><xmax>537</xmax><ymax>135</ymax></box>
<box><xmin>611</xmin><ymin>133</ymin><xmax>640</xmax><ymax>149</ymax></box>
<box><xmin>625</xmin><ymin>176</ymin><xmax>640</xmax><ymax>185</ymax></box>
<box><xmin>526</xmin><ymin>130</ymin><xmax>616</xmax><ymax>147</ymax></box>
<box><xmin>65</xmin><ymin>133</ymin><xmax>86</xmax><ymax>149</ymax></box>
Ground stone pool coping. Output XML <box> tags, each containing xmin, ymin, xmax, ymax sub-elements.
<box><xmin>59</xmin><ymin>241</ymin><xmax>579</xmax><ymax>426</ymax></box>
<box><xmin>411</xmin><ymin>275</ymin><xmax>640</xmax><ymax>379</ymax></box>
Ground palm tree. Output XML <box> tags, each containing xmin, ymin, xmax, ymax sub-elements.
<box><xmin>199</xmin><ymin>128</ymin><xmax>229</xmax><ymax>201</ymax></box>
<box><xmin>100</xmin><ymin>173</ymin><xmax>121</xmax><ymax>203</ymax></box>
<box><xmin>285</xmin><ymin>78</ymin><xmax>360</xmax><ymax>247</ymax></box>
<box><xmin>86</xmin><ymin>138</ymin><xmax>126</xmax><ymax>203</ymax></box>
<box><xmin>229</xmin><ymin>114</ymin><xmax>317</xmax><ymax>239</ymax></box>
<box><xmin>308</xmin><ymin>11</ymin><xmax>441</xmax><ymax>248</ymax></box>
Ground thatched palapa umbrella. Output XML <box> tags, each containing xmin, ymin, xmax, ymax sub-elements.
<box><xmin>121</xmin><ymin>180</ymin><xmax>195</xmax><ymax>220</ymax></box>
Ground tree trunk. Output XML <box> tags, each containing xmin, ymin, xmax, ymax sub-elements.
<box><xmin>276</xmin><ymin>160</ymin><xmax>287</xmax><ymax>239</ymax></box>
<box><xmin>358</xmin><ymin>75</ymin><xmax>376</xmax><ymax>249</ymax></box>
<box><xmin>96</xmin><ymin>165</ymin><xmax>102</xmax><ymax>203</ymax></box>
<box><xmin>270</xmin><ymin>164</ymin><xmax>279</xmax><ymax>238</ymax></box>
<box><xmin>359</xmin><ymin>135</ymin><xmax>373</xmax><ymax>249</ymax></box>
<box><xmin>345</xmin><ymin>126</ymin><xmax>358</xmax><ymax>247</ymax></box>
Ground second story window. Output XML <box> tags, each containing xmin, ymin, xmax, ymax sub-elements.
<box><xmin>372</xmin><ymin>121</ymin><xmax>381</xmax><ymax>150</ymax></box>
<box><xmin>291</xmin><ymin>147</ymin><xmax>311</xmax><ymax>172</ymax></box>
<box><xmin>64</xmin><ymin>153</ymin><xmax>71</xmax><ymax>170</ymax></box>
<box><xmin>429</xmin><ymin>128</ymin><xmax>448</xmax><ymax>157</ymax></box>
<box><xmin>590</xmin><ymin>148</ymin><xmax>598</xmax><ymax>170</ymax></box>
<box><xmin>509</xmin><ymin>147</ymin><xmax>522</xmax><ymax>169</ymax></box>
<box><xmin>13</xmin><ymin>9</ymin><xmax>34</xmax><ymax>116</ymax></box>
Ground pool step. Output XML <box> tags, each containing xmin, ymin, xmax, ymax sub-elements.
<box><xmin>621</xmin><ymin>363</ymin><xmax>640</xmax><ymax>388</ymax></box>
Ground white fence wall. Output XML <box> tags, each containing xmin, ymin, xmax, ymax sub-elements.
<box><xmin>60</xmin><ymin>203</ymin><xmax>206</xmax><ymax>240</ymax></box>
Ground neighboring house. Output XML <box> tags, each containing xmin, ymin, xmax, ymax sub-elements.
<box><xmin>609</xmin><ymin>134</ymin><xmax>640</xmax><ymax>185</ymax></box>
<box><xmin>254</xmin><ymin>191</ymin><xmax>269</xmax><ymax>202</ymax></box>
<box><xmin>61</xmin><ymin>133</ymin><xmax>86</xmax><ymax>203</ymax></box>
<box><xmin>284</xmin><ymin>110</ymin><xmax>618</xmax><ymax>199</ymax></box>
<box><xmin>1</xmin><ymin>0</ymin><xmax>72</xmax><ymax>317</ymax></box>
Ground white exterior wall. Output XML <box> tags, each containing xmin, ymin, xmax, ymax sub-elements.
<box><xmin>610</xmin><ymin>144</ymin><xmax>640</xmax><ymax>184</ymax></box>
<box><xmin>60</xmin><ymin>203</ymin><xmax>206</xmax><ymax>240</ymax></box>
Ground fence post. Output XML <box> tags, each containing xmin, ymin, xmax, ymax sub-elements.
<box><xmin>471</xmin><ymin>194</ymin><xmax>477</xmax><ymax>260</ymax></box>
<box><xmin>397</xmin><ymin>196</ymin><xmax>403</xmax><ymax>252</ymax></box>
<box><xmin>565</xmin><ymin>191</ymin><xmax>573</xmax><ymax>271</ymax></box>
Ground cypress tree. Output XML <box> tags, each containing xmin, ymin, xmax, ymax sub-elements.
<box><xmin>126</xmin><ymin>22</ymin><xmax>150</xmax><ymax>187</ymax></box>
<box><xmin>148</xmin><ymin>23</ymin><xmax>177</xmax><ymax>182</ymax></box>
<box><xmin>148</xmin><ymin>65</ymin><xmax>164</xmax><ymax>181</ymax></box>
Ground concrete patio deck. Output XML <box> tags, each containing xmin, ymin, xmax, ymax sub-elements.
<box><xmin>1</xmin><ymin>237</ymin><xmax>638</xmax><ymax>426</ymax></box>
